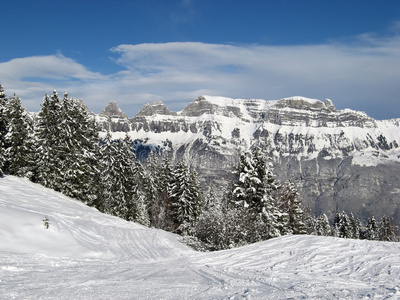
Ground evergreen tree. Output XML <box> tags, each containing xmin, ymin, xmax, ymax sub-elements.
<box><xmin>0</xmin><ymin>84</ymin><xmax>8</xmax><ymax>176</ymax></box>
<box><xmin>194</xmin><ymin>188</ymin><xmax>226</xmax><ymax>250</ymax></box>
<box><xmin>100</xmin><ymin>133</ymin><xmax>130</xmax><ymax>218</ymax></box>
<box><xmin>365</xmin><ymin>216</ymin><xmax>378</xmax><ymax>240</ymax></box>
<box><xmin>349</xmin><ymin>213</ymin><xmax>362</xmax><ymax>239</ymax></box>
<box><xmin>315</xmin><ymin>213</ymin><xmax>331</xmax><ymax>236</ymax></box>
<box><xmin>169</xmin><ymin>159</ymin><xmax>202</xmax><ymax>234</ymax></box>
<box><xmin>100</xmin><ymin>133</ymin><xmax>149</xmax><ymax>224</ymax></box>
<box><xmin>334</xmin><ymin>211</ymin><xmax>353</xmax><ymax>238</ymax></box>
<box><xmin>122</xmin><ymin>135</ymin><xmax>149</xmax><ymax>226</ymax></box>
<box><xmin>276</xmin><ymin>180</ymin><xmax>306</xmax><ymax>234</ymax></box>
<box><xmin>34</xmin><ymin>91</ymin><xmax>101</xmax><ymax>204</ymax></box>
<box><xmin>3</xmin><ymin>94</ymin><xmax>35</xmax><ymax>177</ymax></box>
<box><xmin>203</xmin><ymin>184</ymin><xmax>220</xmax><ymax>211</ymax></box>
<box><xmin>231</xmin><ymin>146</ymin><xmax>282</xmax><ymax>240</ymax></box>
<box><xmin>145</xmin><ymin>154</ymin><xmax>175</xmax><ymax>230</ymax></box>
<box><xmin>378</xmin><ymin>216</ymin><xmax>398</xmax><ymax>242</ymax></box>
<box><xmin>303</xmin><ymin>206</ymin><xmax>318</xmax><ymax>235</ymax></box>
<box><xmin>57</xmin><ymin>92</ymin><xmax>101</xmax><ymax>204</ymax></box>
<box><xmin>34</xmin><ymin>91</ymin><xmax>63</xmax><ymax>188</ymax></box>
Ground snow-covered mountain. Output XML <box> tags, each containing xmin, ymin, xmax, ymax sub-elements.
<box><xmin>96</xmin><ymin>96</ymin><xmax>400</xmax><ymax>225</ymax></box>
<box><xmin>1</xmin><ymin>175</ymin><xmax>399</xmax><ymax>299</ymax></box>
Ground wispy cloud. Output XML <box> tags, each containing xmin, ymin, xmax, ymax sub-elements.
<box><xmin>1</xmin><ymin>32</ymin><xmax>400</xmax><ymax>119</ymax></box>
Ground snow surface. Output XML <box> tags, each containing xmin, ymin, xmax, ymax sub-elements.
<box><xmin>1</xmin><ymin>176</ymin><xmax>400</xmax><ymax>299</ymax></box>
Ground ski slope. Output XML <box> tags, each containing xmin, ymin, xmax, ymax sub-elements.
<box><xmin>1</xmin><ymin>176</ymin><xmax>399</xmax><ymax>299</ymax></box>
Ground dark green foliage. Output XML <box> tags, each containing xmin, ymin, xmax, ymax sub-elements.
<box><xmin>3</xmin><ymin>94</ymin><xmax>35</xmax><ymax>177</ymax></box>
<box><xmin>276</xmin><ymin>180</ymin><xmax>307</xmax><ymax>234</ymax></box>
<box><xmin>365</xmin><ymin>216</ymin><xmax>378</xmax><ymax>240</ymax></box>
<box><xmin>378</xmin><ymin>216</ymin><xmax>398</xmax><ymax>242</ymax></box>
<box><xmin>349</xmin><ymin>213</ymin><xmax>362</xmax><ymax>239</ymax></box>
<box><xmin>145</xmin><ymin>155</ymin><xmax>175</xmax><ymax>230</ymax></box>
<box><xmin>34</xmin><ymin>91</ymin><xmax>63</xmax><ymax>187</ymax></box>
<box><xmin>169</xmin><ymin>159</ymin><xmax>202</xmax><ymax>234</ymax></box>
<box><xmin>333</xmin><ymin>211</ymin><xmax>353</xmax><ymax>238</ymax></box>
<box><xmin>0</xmin><ymin>84</ymin><xmax>8</xmax><ymax>176</ymax></box>
<box><xmin>100</xmin><ymin>133</ymin><xmax>149</xmax><ymax>225</ymax></box>
<box><xmin>34</xmin><ymin>91</ymin><xmax>101</xmax><ymax>204</ymax></box>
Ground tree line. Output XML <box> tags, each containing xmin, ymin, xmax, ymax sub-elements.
<box><xmin>0</xmin><ymin>85</ymin><xmax>398</xmax><ymax>251</ymax></box>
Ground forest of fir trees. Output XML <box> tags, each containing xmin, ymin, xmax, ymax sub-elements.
<box><xmin>0</xmin><ymin>84</ymin><xmax>398</xmax><ymax>251</ymax></box>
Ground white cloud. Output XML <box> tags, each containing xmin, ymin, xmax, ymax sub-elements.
<box><xmin>1</xmin><ymin>35</ymin><xmax>400</xmax><ymax>119</ymax></box>
<box><xmin>0</xmin><ymin>53</ymin><xmax>104</xmax><ymax>80</ymax></box>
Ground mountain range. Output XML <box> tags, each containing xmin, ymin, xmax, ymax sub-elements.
<box><xmin>95</xmin><ymin>95</ymin><xmax>400</xmax><ymax>225</ymax></box>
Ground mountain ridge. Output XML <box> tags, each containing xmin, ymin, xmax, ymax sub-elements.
<box><xmin>95</xmin><ymin>95</ymin><xmax>400</xmax><ymax>226</ymax></box>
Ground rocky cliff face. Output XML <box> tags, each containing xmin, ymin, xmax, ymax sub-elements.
<box><xmin>96</xmin><ymin>96</ymin><xmax>400</xmax><ymax>225</ymax></box>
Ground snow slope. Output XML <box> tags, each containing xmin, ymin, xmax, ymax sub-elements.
<box><xmin>1</xmin><ymin>176</ymin><xmax>400</xmax><ymax>299</ymax></box>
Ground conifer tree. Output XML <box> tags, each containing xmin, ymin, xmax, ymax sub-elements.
<box><xmin>0</xmin><ymin>84</ymin><xmax>8</xmax><ymax>176</ymax></box>
<box><xmin>149</xmin><ymin>155</ymin><xmax>175</xmax><ymax>230</ymax></box>
<box><xmin>334</xmin><ymin>211</ymin><xmax>353</xmax><ymax>238</ymax></box>
<box><xmin>3</xmin><ymin>94</ymin><xmax>35</xmax><ymax>177</ymax></box>
<box><xmin>60</xmin><ymin>93</ymin><xmax>101</xmax><ymax>205</ymax></box>
<box><xmin>303</xmin><ymin>206</ymin><xmax>318</xmax><ymax>235</ymax></box>
<box><xmin>34</xmin><ymin>91</ymin><xmax>63</xmax><ymax>188</ymax></box>
<box><xmin>169</xmin><ymin>159</ymin><xmax>202</xmax><ymax>234</ymax></box>
<box><xmin>315</xmin><ymin>213</ymin><xmax>331</xmax><ymax>236</ymax></box>
<box><xmin>194</xmin><ymin>185</ymin><xmax>226</xmax><ymax>250</ymax></box>
<box><xmin>100</xmin><ymin>133</ymin><xmax>149</xmax><ymax>224</ymax></box>
<box><xmin>378</xmin><ymin>216</ymin><xmax>398</xmax><ymax>242</ymax></box>
<box><xmin>349</xmin><ymin>213</ymin><xmax>362</xmax><ymax>239</ymax></box>
<box><xmin>122</xmin><ymin>135</ymin><xmax>149</xmax><ymax>226</ymax></box>
<box><xmin>365</xmin><ymin>216</ymin><xmax>378</xmax><ymax>240</ymax></box>
<box><xmin>35</xmin><ymin>91</ymin><xmax>101</xmax><ymax>204</ymax></box>
<box><xmin>232</xmin><ymin>146</ymin><xmax>282</xmax><ymax>239</ymax></box>
<box><xmin>276</xmin><ymin>180</ymin><xmax>306</xmax><ymax>234</ymax></box>
<box><xmin>100</xmin><ymin>133</ymin><xmax>129</xmax><ymax>218</ymax></box>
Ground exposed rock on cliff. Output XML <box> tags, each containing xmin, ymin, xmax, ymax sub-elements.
<box><xmin>96</xmin><ymin>95</ymin><xmax>400</xmax><ymax>225</ymax></box>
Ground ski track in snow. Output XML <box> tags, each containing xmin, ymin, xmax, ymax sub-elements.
<box><xmin>1</xmin><ymin>176</ymin><xmax>400</xmax><ymax>299</ymax></box>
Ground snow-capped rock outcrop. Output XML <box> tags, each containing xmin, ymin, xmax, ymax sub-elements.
<box><xmin>96</xmin><ymin>96</ymin><xmax>400</xmax><ymax>225</ymax></box>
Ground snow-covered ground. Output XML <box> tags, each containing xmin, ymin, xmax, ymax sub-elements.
<box><xmin>1</xmin><ymin>176</ymin><xmax>399</xmax><ymax>299</ymax></box>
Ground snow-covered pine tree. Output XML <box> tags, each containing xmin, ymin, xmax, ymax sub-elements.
<box><xmin>349</xmin><ymin>213</ymin><xmax>362</xmax><ymax>239</ymax></box>
<box><xmin>194</xmin><ymin>185</ymin><xmax>226</xmax><ymax>250</ymax></box>
<box><xmin>169</xmin><ymin>159</ymin><xmax>202</xmax><ymax>235</ymax></box>
<box><xmin>148</xmin><ymin>155</ymin><xmax>175</xmax><ymax>230</ymax></box>
<box><xmin>141</xmin><ymin>151</ymin><xmax>162</xmax><ymax>226</ymax></box>
<box><xmin>232</xmin><ymin>149</ymin><xmax>257</xmax><ymax>208</ymax></box>
<box><xmin>121</xmin><ymin>135</ymin><xmax>149</xmax><ymax>226</ymax></box>
<box><xmin>315</xmin><ymin>213</ymin><xmax>331</xmax><ymax>236</ymax></box>
<box><xmin>100</xmin><ymin>132</ymin><xmax>129</xmax><ymax>218</ymax></box>
<box><xmin>276</xmin><ymin>180</ymin><xmax>306</xmax><ymax>235</ymax></box>
<box><xmin>3</xmin><ymin>94</ymin><xmax>35</xmax><ymax>177</ymax></box>
<box><xmin>303</xmin><ymin>206</ymin><xmax>318</xmax><ymax>235</ymax></box>
<box><xmin>100</xmin><ymin>133</ymin><xmax>149</xmax><ymax>225</ymax></box>
<box><xmin>0</xmin><ymin>84</ymin><xmax>8</xmax><ymax>176</ymax></box>
<box><xmin>35</xmin><ymin>91</ymin><xmax>101</xmax><ymax>204</ymax></box>
<box><xmin>231</xmin><ymin>146</ymin><xmax>282</xmax><ymax>240</ymax></box>
<box><xmin>334</xmin><ymin>211</ymin><xmax>354</xmax><ymax>238</ymax></box>
<box><xmin>34</xmin><ymin>91</ymin><xmax>63</xmax><ymax>189</ymax></box>
<box><xmin>378</xmin><ymin>216</ymin><xmax>398</xmax><ymax>242</ymax></box>
<box><xmin>57</xmin><ymin>92</ymin><xmax>101</xmax><ymax>205</ymax></box>
<box><xmin>365</xmin><ymin>216</ymin><xmax>378</xmax><ymax>240</ymax></box>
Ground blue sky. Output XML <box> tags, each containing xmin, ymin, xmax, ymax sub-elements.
<box><xmin>1</xmin><ymin>0</ymin><xmax>400</xmax><ymax>119</ymax></box>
